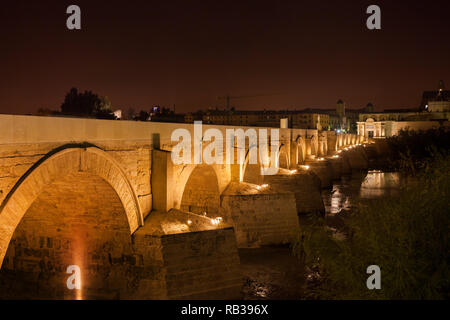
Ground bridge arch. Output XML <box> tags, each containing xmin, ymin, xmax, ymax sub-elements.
<box><xmin>240</xmin><ymin>145</ymin><xmax>264</xmax><ymax>183</ymax></box>
<box><xmin>171</xmin><ymin>162</ymin><xmax>228</xmax><ymax>213</ymax></box>
<box><xmin>180</xmin><ymin>164</ymin><xmax>221</xmax><ymax>216</ymax></box>
<box><xmin>0</xmin><ymin>146</ymin><xmax>143</xmax><ymax>267</ymax></box>
<box><xmin>278</xmin><ymin>144</ymin><xmax>289</xmax><ymax>169</ymax></box>
<box><xmin>295</xmin><ymin>136</ymin><xmax>306</xmax><ymax>165</ymax></box>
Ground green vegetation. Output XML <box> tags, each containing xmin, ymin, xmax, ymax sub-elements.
<box><xmin>293</xmin><ymin>130</ymin><xmax>450</xmax><ymax>299</ymax></box>
<box><xmin>385</xmin><ymin>128</ymin><xmax>450</xmax><ymax>175</ymax></box>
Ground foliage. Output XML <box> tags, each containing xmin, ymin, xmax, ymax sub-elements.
<box><xmin>60</xmin><ymin>88</ymin><xmax>116</xmax><ymax>119</ymax></box>
<box><xmin>136</xmin><ymin>110</ymin><xmax>150</xmax><ymax>121</ymax></box>
<box><xmin>385</xmin><ymin>128</ymin><xmax>450</xmax><ymax>174</ymax></box>
<box><xmin>293</xmin><ymin>154</ymin><xmax>450</xmax><ymax>299</ymax></box>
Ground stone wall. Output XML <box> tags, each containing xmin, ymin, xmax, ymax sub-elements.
<box><xmin>133</xmin><ymin>210</ymin><xmax>242</xmax><ymax>299</ymax></box>
<box><xmin>263</xmin><ymin>169</ymin><xmax>325</xmax><ymax>216</ymax></box>
<box><xmin>220</xmin><ymin>182</ymin><xmax>299</xmax><ymax>247</ymax></box>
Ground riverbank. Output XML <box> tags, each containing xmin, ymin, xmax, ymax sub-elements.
<box><xmin>293</xmin><ymin>152</ymin><xmax>450</xmax><ymax>300</ymax></box>
<box><xmin>240</xmin><ymin>167</ymin><xmax>415</xmax><ymax>300</ymax></box>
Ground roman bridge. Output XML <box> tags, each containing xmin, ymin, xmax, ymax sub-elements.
<box><xmin>0</xmin><ymin>114</ymin><xmax>371</xmax><ymax>299</ymax></box>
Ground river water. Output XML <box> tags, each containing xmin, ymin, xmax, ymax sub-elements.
<box><xmin>240</xmin><ymin>170</ymin><xmax>411</xmax><ymax>300</ymax></box>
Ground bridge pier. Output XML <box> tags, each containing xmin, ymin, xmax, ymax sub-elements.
<box><xmin>261</xmin><ymin>168</ymin><xmax>325</xmax><ymax>216</ymax></box>
<box><xmin>220</xmin><ymin>182</ymin><xmax>299</xmax><ymax>247</ymax></box>
<box><xmin>132</xmin><ymin>210</ymin><xmax>242</xmax><ymax>299</ymax></box>
<box><xmin>304</xmin><ymin>158</ymin><xmax>333</xmax><ymax>189</ymax></box>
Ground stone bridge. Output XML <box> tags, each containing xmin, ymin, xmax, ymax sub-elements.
<box><xmin>0</xmin><ymin>115</ymin><xmax>372</xmax><ymax>299</ymax></box>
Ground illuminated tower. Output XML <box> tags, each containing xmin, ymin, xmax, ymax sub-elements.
<box><xmin>336</xmin><ymin>99</ymin><xmax>345</xmax><ymax>117</ymax></box>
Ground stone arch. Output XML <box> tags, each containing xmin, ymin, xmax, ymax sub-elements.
<box><xmin>310</xmin><ymin>135</ymin><xmax>318</xmax><ymax>157</ymax></box>
<box><xmin>170</xmin><ymin>161</ymin><xmax>228</xmax><ymax>211</ymax></box>
<box><xmin>180</xmin><ymin>165</ymin><xmax>221</xmax><ymax>216</ymax></box>
<box><xmin>0</xmin><ymin>145</ymin><xmax>143</xmax><ymax>266</ymax></box>
<box><xmin>318</xmin><ymin>136</ymin><xmax>326</xmax><ymax>156</ymax></box>
<box><xmin>0</xmin><ymin>172</ymin><xmax>136</xmax><ymax>299</ymax></box>
<box><xmin>295</xmin><ymin>136</ymin><xmax>306</xmax><ymax>165</ymax></box>
<box><xmin>240</xmin><ymin>145</ymin><xmax>263</xmax><ymax>183</ymax></box>
<box><xmin>278</xmin><ymin>144</ymin><xmax>289</xmax><ymax>169</ymax></box>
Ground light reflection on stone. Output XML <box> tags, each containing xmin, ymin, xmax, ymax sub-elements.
<box><xmin>360</xmin><ymin>171</ymin><xmax>402</xmax><ymax>198</ymax></box>
<box><xmin>323</xmin><ymin>171</ymin><xmax>407</xmax><ymax>216</ymax></box>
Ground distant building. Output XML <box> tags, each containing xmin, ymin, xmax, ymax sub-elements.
<box><xmin>187</xmin><ymin>109</ymin><xmax>329</xmax><ymax>129</ymax></box>
<box><xmin>420</xmin><ymin>80</ymin><xmax>450</xmax><ymax>111</ymax></box>
<box><xmin>305</xmin><ymin>100</ymin><xmax>373</xmax><ymax>132</ymax></box>
<box><xmin>357</xmin><ymin>81</ymin><xmax>450</xmax><ymax>138</ymax></box>
<box><xmin>149</xmin><ymin>106</ymin><xmax>185</xmax><ymax>123</ymax></box>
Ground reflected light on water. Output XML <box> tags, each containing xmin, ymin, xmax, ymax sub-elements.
<box><xmin>360</xmin><ymin>171</ymin><xmax>402</xmax><ymax>198</ymax></box>
<box><xmin>323</xmin><ymin>171</ymin><xmax>407</xmax><ymax>216</ymax></box>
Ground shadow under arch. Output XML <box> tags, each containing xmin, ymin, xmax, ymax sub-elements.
<box><xmin>180</xmin><ymin>164</ymin><xmax>221</xmax><ymax>216</ymax></box>
<box><xmin>295</xmin><ymin>136</ymin><xmax>306</xmax><ymax>165</ymax></box>
<box><xmin>278</xmin><ymin>144</ymin><xmax>289</xmax><ymax>169</ymax></box>
<box><xmin>0</xmin><ymin>144</ymin><xmax>143</xmax><ymax>267</ymax></box>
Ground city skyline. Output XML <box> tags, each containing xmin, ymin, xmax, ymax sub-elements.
<box><xmin>1</xmin><ymin>1</ymin><xmax>450</xmax><ymax>114</ymax></box>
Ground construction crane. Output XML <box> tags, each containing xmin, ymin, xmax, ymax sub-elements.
<box><xmin>217</xmin><ymin>93</ymin><xmax>280</xmax><ymax>110</ymax></box>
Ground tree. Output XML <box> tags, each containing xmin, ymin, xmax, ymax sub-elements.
<box><xmin>60</xmin><ymin>88</ymin><xmax>116</xmax><ymax>119</ymax></box>
<box><xmin>37</xmin><ymin>108</ymin><xmax>59</xmax><ymax>116</ymax></box>
<box><xmin>126</xmin><ymin>107</ymin><xmax>136</xmax><ymax>120</ymax></box>
<box><xmin>95</xmin><ymin>96</ymin><xmax>116</xmax><ymax>119</ymax></box>
<box><xmin>136</xmin><ymin>110</ymin><xmax>150</xmax><ymax>121</ymax></box>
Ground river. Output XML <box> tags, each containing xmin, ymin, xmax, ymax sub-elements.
<box><xmin>240</xmin><ymin>170</ymin><xmax>412</xmax><ymax>300</ymax></box>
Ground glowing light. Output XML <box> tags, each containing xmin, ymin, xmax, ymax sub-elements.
<box><xmin>289</xmin><ymin>169</ymin><xmax>297</xmax><ymax>174</ymax></box>
<box><xmin>317</xmin><ymin>157</ymin><xmax>325</xmax><ymax>161</ymax></box>
<box><xmin>332</xmin><ymin>155</ymin><xmax>339</xmax><ymax>158</ymax></box>
<box><xmin>211</xmin><ymin>217</ymin><xmax>223</xmax><ymax>225</ymax></box>
<box><xmin>301</xmin><ymin>165</ymin><xmax>310</xmax><ymax>170</ymax></box>
<box><xmin>256</xmin><ymin>184</ymin><xmax>269</xmax><ymax>190</ymax></box>
<box><xmin>187</xmin><ymin>220</ymin><xmax>192</xmax><ymax>225</ymax></box>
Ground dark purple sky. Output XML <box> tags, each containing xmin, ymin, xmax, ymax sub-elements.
<box><xmin>1</xmin><ymin>0</ymin><xmax>449</xmax><ymax>114</ymax></box>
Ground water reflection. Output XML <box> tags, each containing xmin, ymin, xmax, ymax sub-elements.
<box><xmin>360</xmin><ymin>171</ymin><xmax>406</xmax><ymax>198</ymax></box>
<box><xmin>323</xmin><ymin>171</ymin><xmax>408</xmax><ymax>216</ymax></box>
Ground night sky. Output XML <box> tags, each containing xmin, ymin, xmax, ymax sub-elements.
<box><xmin>1</xmin><ymin>0</ymin><xmax>449</xmax><ymax>115</ymax></box>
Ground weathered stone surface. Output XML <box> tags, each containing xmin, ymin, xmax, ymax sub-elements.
<box><xmin>343</xmin><ymin>148</ymin><xmax>369</xmax><ymax>170</ymax></box>
<box><xmin>220</xmin><ymin>182</ymin><xmax>299</xmax><ymax>247</ymax></box>
<box><xmin>0</xmin><ymin>115</ymin><xmax>368</xmax><ymax>299</ymax></box>
<box><xmin>0</xmin><ymin>173</ymin><xmax>143</xmax><ymax>299</ymax></box>
<box><xmin>305</xmin><ymin>160</ymin><xmax>333</xmax><ymax>188</ymax></box>
<box><xmin>134</xmin><ymin>210</ymin><xmax>242</xmax><ymax>299</ymax></box>
<box><xmin>263</xmin><ymin>169</ymin><xmax>325</xmax><ymax>216</ymax></box>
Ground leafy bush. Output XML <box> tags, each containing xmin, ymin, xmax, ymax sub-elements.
<box><xmin>385</xmin><ymin>128</ymin><xmax>450</xmax><ymax>174</ymax></box>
